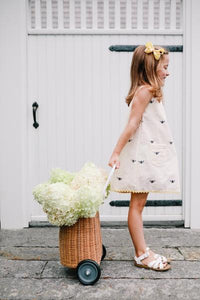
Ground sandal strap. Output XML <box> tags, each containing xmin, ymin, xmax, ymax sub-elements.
<box><xmin>134</xmin><ymin>250</ymin><xmax>149</xmax><ymax>264</ymax></box>
<box><xmin>154</xmin><ymin>253</ymin><xmax>167</xmax><ymax>262</ymax></box>
<box><xmin>148</xmin><ymin>256</ymin><xmax>164</xmax><ymax>269</ymax></box>
<box><xmin>146</xmin><ymin>246</ymin><xmax>167</xmax><ymax>263</ymax></box>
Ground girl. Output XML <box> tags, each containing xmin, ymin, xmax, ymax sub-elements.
<box><xmin>108</xmin><ymin>42</ymin><xmax>181</xmax><ymax>271</ymax></box>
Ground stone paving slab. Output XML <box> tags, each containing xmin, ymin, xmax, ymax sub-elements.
<box><xmin>0</xmin><ymin>228</ymin><xmax>59</xmax><ymax>247</ymax></box>
<box><xmin>0</xmin><ymin>259</ymin><xmax>46</xmax><ymax>278</ymax></box>
<box><xmin>1</xmin><ymin>227</ymin><xmax>200</xmax><ymax>247</ymax></box>
<box><xmin>0</xmin><ymin>245</ymin><xmax>183</xmax><ymax>261</ymax></box>
<box><xmin>178</xmin><ymin>247</ymin><xmax>200</xmax><ymax>260</ymax></box>
<box><xmin>104</xmin><ymin>246</ymin><xmax>184</xmax><ymax>261</ymax></box>
<box><xmin>1</xmin><ymin>259</ymin><xmax>199</xmax><ymax>280</ymax></box>
<box><xmin>102</xmin><ymin>228</ymin><xmax>200</xmax><ymax>247</ymax></box>
<box><xmin>0</xmin><ymin>246</ymin><xmax>60</xmax><ymax>261</ymax></box>
<box><xmin>1</xmin><ymin>278</ymin><xmax>200</xmax><ymax>300</ymax></box>
<box><xmin>43</xmin><ymin>260</ymin><xmax>200</xmax><ymax>279</ymax></box>
<box><xmin>100</xmin><ymin>261</ymin><xmax>200</xmax><ymax>279</ymax></box>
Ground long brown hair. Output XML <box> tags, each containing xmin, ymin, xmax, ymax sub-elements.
<box><xmin>125</xmin><ymin>45</ymin><xmax>169</xmax><ymax>106</ymax></box>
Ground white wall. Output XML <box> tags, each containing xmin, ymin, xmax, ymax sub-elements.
<box><xmin>0</xmin><ymin>0</ymin><xmax>28</xmax><ymax>228</ymax></box>
<box><xmin>186</xmin><ymin>0</ymin><xmax>200</xmax><ymax>229</ymax></box>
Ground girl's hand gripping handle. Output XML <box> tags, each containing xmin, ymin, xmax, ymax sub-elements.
<box><xmin>102</xmin><ymin>163</ymin><xmax>117</xmax><ymax>199</ymax></box>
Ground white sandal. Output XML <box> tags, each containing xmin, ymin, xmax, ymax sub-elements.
<box><xmin>134</xmin><ymin>249</ymin><xmax>171</xmax><ymax>271</ymax></box>
<box><xmin>146</xmin><ymin>247</ymin><xmax>171</xmax><ymax>263</ymax></box>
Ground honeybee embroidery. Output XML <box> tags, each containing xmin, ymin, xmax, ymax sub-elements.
<box><xmin>154</xmin><ymin>152</ymin><xmax>160</xmax><ymax>155</ymax></box>
<box><xmin>150</xmin><ymin>99</ymin><xmax>154</xmax><ymax>103</ymax></box>
<box><xmin>170</xmin><ymin>180</ymin><xmax>175</xmax><ymax>183</ymax></box>
<box><xmin>138</xmin><ymin>160</ymin><xmax>144</xmax><ymax>164</ymax></box>
<box><xmin>132</xmin><ymin>159</ymin><xmax>136</xmax><ymax>163</ymax></box>
<box><xmin>150</xmin><ymin>140</ymin><xmax>154</xmax><ymax>143</ymax></box>
<box><xmin>128</xmin><ymin>139</ymin><xmax>133</xmax><ymax>142</ymax></box>
<box><xmin>117</xmin><ymin>177</ymin><xmax>122</xmax><ymax>180</ymax></box>
<box><xmin>160</xmin><ymin>120</ymin><xmax>165</xmax><ymax>124</ymax></box>
<box><xmin>169</xmin><ymin>141</ymin><xmax>173</xmax><ymax>144</ymax></box>
<box><xmin>150</xmin><ymin>180</ymin><xmax>155</xmax><ymax>183</ymax></box>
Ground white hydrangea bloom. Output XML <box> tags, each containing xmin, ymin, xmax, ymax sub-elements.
<box><xmin>70</xmin><ymin>162</ymin><xmax>106</xmax><ymax>190</ymax></box>
<box><xmin>32</xmin><ymin>162</ymin><xmax>110</xmax><ymax>226</ymax></box>
<box><xmin>32</xmin><ymin>182</ymin><xmax>50</xmax><ymax>205</ymax></box>
<box><xmin>73</xmin><ymin>185</ymin><xmax>103</xmax><ymax>218</ymax></box>
<box><xmin>49</xmin><ymin>168</ymin><xmax>75</xmax><ymax>185</ymax></box>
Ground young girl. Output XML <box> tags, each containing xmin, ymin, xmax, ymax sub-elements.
<box><xmin>108</xmin><ymin>42</ymin><xmax>181</xmax><ymax>271</ymax></box>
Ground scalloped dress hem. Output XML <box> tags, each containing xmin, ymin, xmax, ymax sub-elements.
<box><xmin>111</xmin><ymin>189</ymin><xmax>181</xmax><ymax>194</ymax></box>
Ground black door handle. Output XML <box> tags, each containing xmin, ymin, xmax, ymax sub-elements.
<box><xmin>32</xmin><ymin>102</ymin><xmax>39</xmax><ymax>128</ymax></box>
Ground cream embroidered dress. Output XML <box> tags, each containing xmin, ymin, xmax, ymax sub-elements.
<box><xmin>110</xmin><ymin>90</ymin><xmax>181</xmax><ymax>194</ymax></box>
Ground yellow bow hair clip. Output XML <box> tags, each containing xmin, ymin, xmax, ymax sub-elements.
<box><xmin>144</xmin><ymin>42</ymin><xmax>165</xmax><ymax>60</ymax></box>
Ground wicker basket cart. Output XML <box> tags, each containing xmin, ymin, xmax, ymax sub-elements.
<box><xmin>59</xmin><ymin>163</ymin><xmax>116</xmax><ymax>285</ymax></box>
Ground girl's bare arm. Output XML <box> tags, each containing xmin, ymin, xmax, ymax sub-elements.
<box><xmin>110</xmin><ymin>87</ymin><xmax>152</xmax><ymax>157</ymax></box>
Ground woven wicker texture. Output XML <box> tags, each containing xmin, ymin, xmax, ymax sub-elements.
<box><xmin>59</xmin><ymin>212</ymin><xmax>102</xmax><ymax>268</ymax></box>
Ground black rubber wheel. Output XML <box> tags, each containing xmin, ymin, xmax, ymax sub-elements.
<box><xmin>101</xmin><ymin>244</ymin><xmax>106</xmax><ymax>261</ymax></box>
<box><xmin>76</xmin><ymin>259</ymin><xmax>101</xmax><ymax>285</ymax></box>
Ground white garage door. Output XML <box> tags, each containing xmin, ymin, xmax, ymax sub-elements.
<box><xmin>27</xmin><ymin>0</ymin><xmax>183</xmax><ymax>223</ymax></box>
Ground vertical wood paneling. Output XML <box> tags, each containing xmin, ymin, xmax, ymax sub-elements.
<box><xmin>63</xmin><ymin>37</ymin><xmax>74</xmax><ymax>168</ymax></box>
<box><xmin>91</xmin><ymin>36</ymin><xmax>103</xmax><ymax>164</ymax></box>
<box><xmin>28</xmin><ymin>37</ymin><xmax>43</xmax><ymax>216</ymax></box>
<box><xmin>100</xmin><ymin>36</ymin><xmax>112</xmax><ymax>164</ymax></box>
<box><xmin>109</xmin><ymin>38</ymin><xmax>121</xmax><ymax>154</ymax></box>
<box><xmin>79</xmin><ymin>36</ymin><xmax>87</xmax><ymax>163</ymax></box>
<box><xmin>47</xmin><ymin>37</ymin><xmax>57</xmax><ymax>167</ymax></box>
<box><xmin>55</xmin><ymin>37</ymin><xmax>66</xmax><ymax>167</ymax></box>
<box><xmin>73</xmin><ymin>37</ymin><xmax>82</xmax><ymax>169</ymax></box>
<box><xmin>28</xmin><ymin>34</ymin><xmax>183</xmax><ymax>220</ymax></box>
<box><xmin>81</xmin><ymin>36</ymin><xmax>91</xmax><ymax>161</ymax></box>
<box><xmin>37</xmin><ymin>36</ymin><xmax>48</xmax><ymax>182</ymax></box>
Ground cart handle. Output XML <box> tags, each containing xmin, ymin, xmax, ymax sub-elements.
<box><xmin>102</xmin><ymin>163</ymin><xmax>117</xmax><ymax>199</ymax></box>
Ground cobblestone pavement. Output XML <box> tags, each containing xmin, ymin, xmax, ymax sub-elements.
<box><xmin>1</xmin><ymin>226</ymin><xmax>200</xmax><ymax>300</ymax></box>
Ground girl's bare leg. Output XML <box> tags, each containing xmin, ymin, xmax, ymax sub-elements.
<box><xmin>128</xmin><ymin>192</ymin><xmax>168</xmax><ymax>266</ymax></box>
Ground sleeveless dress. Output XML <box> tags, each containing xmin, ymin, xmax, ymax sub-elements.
<box><xmin>110</xmin><ymin>88</ymin><xmax>181</xmax><ymax>194</ymax></box>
